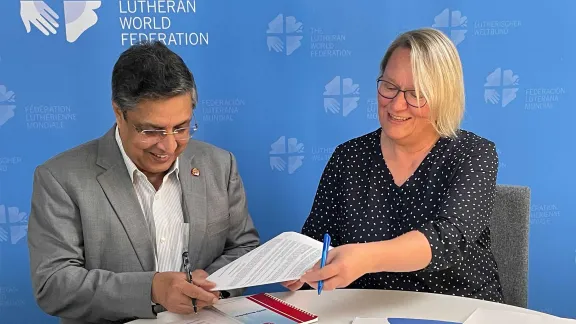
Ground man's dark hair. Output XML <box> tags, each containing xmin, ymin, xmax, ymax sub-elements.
<box><xmin>111</xmin><ymin>41</ymin><xmax>197</xmax><ymax>112</ymax></box>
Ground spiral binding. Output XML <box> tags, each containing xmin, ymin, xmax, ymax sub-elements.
<box><xmin>260</xmin><ymin>293</ymin><xmax>317</xmax><ymax>318</ymax></box>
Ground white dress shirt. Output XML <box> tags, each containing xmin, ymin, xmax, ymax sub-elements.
<box><xmin>115</xmin><ymin>126</ymin><xmax>188</xmax><ymax>272</ymax></box>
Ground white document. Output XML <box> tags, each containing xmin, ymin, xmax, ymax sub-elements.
<box><xmin>206</xmin><ymin>231</ymin><xmax>327</xmax><ymax>291</ymax></box>
<box><xmin>165</xmin><ymin>308</ymin><xmax>240</xmax><ymax>324</ymax></box>
<box><xmin>463</xmin><ymin>308</ymin><xmax>576</xmax><ymax>324</ymax></box>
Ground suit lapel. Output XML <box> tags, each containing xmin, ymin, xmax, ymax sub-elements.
<box><xmin>96</xmin><ymin>127</ymin><xmax>155</xmax><ymax>271</ymax></box>
<box><xmin>178</xmin><ymin>154</ymin><xmax>208</xmax><ymax>268</ymax></box>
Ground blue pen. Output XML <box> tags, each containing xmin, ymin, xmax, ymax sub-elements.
<box><xmin>318</xmin><ymin>233</ymin><xmax>331</xmax><ymax>295</ymax></box>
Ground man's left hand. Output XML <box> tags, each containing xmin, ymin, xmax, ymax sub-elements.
<box><xmin>191</xmin><ymin>270</ymin><xmax>220</xmax><ymax>305</ymax></box>
<box><xmin>299</xmin><ymin>244</ymin><xmax>374</xmax><ymax>291</ymax></box>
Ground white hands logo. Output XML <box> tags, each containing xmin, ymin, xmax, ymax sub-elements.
<box><xmin>0</xmin><ymin>205</ymin><xmax>29</xmax><ymax>245</ymax></box>
<box><xmin>432</xmin><ymin>8</ymin><xmax>468</xmax><ymax>45</ymax></box>
<box><xmin>484</xmin><ymin>89</ymin><xmax>500</xmax><ymax>105</ymax></box>
<box><xmin>323</xmin><ymin>76</ymin><xmax>360</xmax><ymax>117</ymax></box>
<box><xmin>20</xmin><ymin>1</ymin><xmax>101</xmax><ymax>43</ymax></box>
<box><xmin>20</xmin><ymin>1</ymin><xmax>59</xmax><ymax>36</ymax></box>
<box><xmin>269</xmin><ymin>136</ymin><xmax>304</xmax><ymax>174</ymax></box>
<box><xmin>0</xmin><ymin>85</ymin><xmax>16</xmax><ymax>127</ymax></box>
<box><xmin>266</xmin><ymin>14</ymin><xmax>303</xmax><ymax>56</ymax></box>
<box><xmin>484</xmin><ymin>68</ymin><xmax>520</xmax><ymax>107</ymax></box>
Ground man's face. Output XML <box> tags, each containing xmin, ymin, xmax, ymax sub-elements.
<box><xmin>114</xmin><ymin>93</ymin><xmax>193</xmax><ymax>177</ymax></box>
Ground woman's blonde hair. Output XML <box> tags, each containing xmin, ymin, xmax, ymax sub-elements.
<box><xmin>379</xmin><ymin>28</ymin><xmax>464</xmax><ymax>138</ymax></box>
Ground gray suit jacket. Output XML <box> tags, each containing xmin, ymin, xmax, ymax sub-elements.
<box><xmin>27</xmin><ymin>126</ymin><xmax>260</xmax><ymax>324</ymax></box>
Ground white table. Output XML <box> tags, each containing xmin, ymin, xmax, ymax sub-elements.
<box><xmin>129</xmin><ymin>289</ymin><xmax>558</xmax><ymax>323</ymax></box>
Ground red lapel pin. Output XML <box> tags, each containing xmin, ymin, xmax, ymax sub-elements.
<box><xmin>191</xmin><ymin>168</ymin><xmax>200</xmax><ymax>176</ymax></box>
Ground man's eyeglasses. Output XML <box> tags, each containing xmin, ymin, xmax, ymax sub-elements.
<box><xmin>132</xmin><ymin>116</ymin><xmax>199</xmax><ymax>145</ymax></box>
<box><xmin>377</xmin><ymin>79</ymin><xmax>427</xmax><ymax>108</ymax></box>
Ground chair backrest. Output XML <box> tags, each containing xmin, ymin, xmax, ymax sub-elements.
<box><xmin>490</xmin><ymin>184</ymin><xmax>531</xmax><ymax>308</ymax></box>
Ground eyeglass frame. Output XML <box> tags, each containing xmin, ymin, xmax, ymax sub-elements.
<box><xmin>376</xmin><ymin>78</ymin><xmax>427</xmax><ymax>108</ymax></box>
<box><xmin>122</xmin><ymin>110</ymin><xmax>199</xmax><ymax>144</ymax></box>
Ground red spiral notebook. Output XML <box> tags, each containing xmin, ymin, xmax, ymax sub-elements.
<box><xmin>213</xmin><ymin>293</ymin><xmax>319</xmax><ymax>324</ymax></box>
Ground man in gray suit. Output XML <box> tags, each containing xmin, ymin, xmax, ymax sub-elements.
<box><xmin>27</xmin><ymin>41</ymin><xmax>260</xmax><ymax>324</ymax></box>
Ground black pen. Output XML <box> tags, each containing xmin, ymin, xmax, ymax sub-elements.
<box><xmin>182</xmin><ymin>252</ymin><xmax>197</xmax><ymax>314</ymax></box>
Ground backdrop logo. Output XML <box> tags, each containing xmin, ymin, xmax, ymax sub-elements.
<box><xmin>432</xmin><ymin>8</ymin><xmax>521</xmax><ymax>45</ymax></box>
<box><xmin>0</xmin><ymin>287</ymin><xmax>25</xmax><ymax>307</ymax></box>
<box><xmin>530</xmin><ymin>204</ymin><xmax>560</xmax><ymax>226</ymax></box>
<box><xmin>118</xmin><ymin>0</ymin><xmax>207</xmax><ymax>47</ymax></box>
<box><xmin>200</xmin><ymin>98</ymin><xmax>244</xmax><ymax>123</ymax></box>
<box><xmin>310</xmin><ymin>28</ymin><xmax>351</xmax><ymax>58</ymax></box>
<box><xmin>0</xmin><ymin>205</ymin><xmax>28</xmax><ymax>245</ymax></box>
<box><xmin>432</xmin><ymin>9</ymin><xmax>467</xmax><ymax>45</ymax></box>
<box><xmin>366</xmin><ymin>99</ymin><xmax>378</xmax><ymax>120</ymax></box>
<box><xmin>0</xmin><ymin>157</ymin><xmax>23</xmax><ymax>172</ymax></box>
<box><xmin>269</xmin><ymin>136</ymin><xmax>304</xmax><ymax>174</ymax></box>
<box><xmin>484</xmin><ymin>68</ymin><xmax>520</xmax><ymax>107</ymax></box>
<box><xmin>20</xmin><ymin>0</ymin><xmax>101</xmax><ymax>43</ymax></box>
<box><xmin>524</xmin><ymin>87</ymin><xmax>566</xmax><ymax>111</ymax></box>
<box><xmin>323</xmin><ymin>76</ymin><xmax>360</xmax><ymax>117</ymax></box>
<box><xmin>311</xmin><ymin>147</ymin><xmax>336</xmax><ymax>162</ymax></box>
<box><xmin>25</xmin><ymin>104</ymin><xmax>77</xmax><ymax>129</ymax></box>
<box><xmin>266</xmin><ymin>14</ymin><xmax>303</xmax><ymax>56</ymax></box>
<box><xmin>0</xmin><ymin>85</ymin><xmax>16</xmax><ymax>128</ymax></box>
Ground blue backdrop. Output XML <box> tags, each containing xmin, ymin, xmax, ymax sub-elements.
<box><xmin>1</xmin><ymin>0</ymin><xmax>575</xmax><ymax>323</ymax></box>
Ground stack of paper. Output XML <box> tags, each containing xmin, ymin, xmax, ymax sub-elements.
<box><xmin>206</xmin><ymin>232</ymin><xmax>327</xmax><ymax>290</ymax></box>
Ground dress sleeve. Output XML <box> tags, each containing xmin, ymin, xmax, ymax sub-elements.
<box><xmin>417</xmin><ymin>139</ymin><xmax>499</xmax><ymax>272</ymax></box>
<box><xmin>301</xmin><ymin>146</ymin><xmax>342</xmax><ymax>244</ymax></box>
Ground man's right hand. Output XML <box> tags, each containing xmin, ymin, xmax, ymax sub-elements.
<box><xmin>151</xmin><ymin>272</ymin><xmax>219</xmax><ymax>314</ymax></box>
<box><xmin>281</xmin><ymin>279</ymin><xmax>305</xmax><ymax>291</ymax></box>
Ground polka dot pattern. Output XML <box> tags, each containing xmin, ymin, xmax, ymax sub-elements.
<box><xmin>302</xmin><ymin>128</ymin><xmax>504</xmax><ymax>303</ymax></box>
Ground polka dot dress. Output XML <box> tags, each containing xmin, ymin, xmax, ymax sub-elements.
<box><xmin>302</xmin><ymin>128</ymin><xmax>504</xmax><ymax>303</ymax></box>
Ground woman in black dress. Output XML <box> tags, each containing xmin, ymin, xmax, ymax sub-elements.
<box><xmin>283</xmin><ymin>28</ymin><xmax>504</xmax><ymax>302</ymax></box>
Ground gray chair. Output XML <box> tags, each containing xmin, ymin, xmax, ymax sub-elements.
<box><xmin>490</xmin><ymin>184</ymin><xmax>531</xmax><ymax>308</ymax></box>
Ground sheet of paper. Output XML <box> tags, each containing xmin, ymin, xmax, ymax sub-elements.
<box><xmin>206</xmin><ymin>231</ymin><xmax>326</xmax><ymax>291</ymax></box>
<box><xmin>353</xmin><ymin>318</ymin><xmax>460</xmax><ymax>324</ymax></box>
<box><xmin>463</xmin><ymin>308</ymin><xmax>576</xmax><ymax>324</ymax></box>
<box><xmin>165</xmin><ymin>308</ymin><xmax>240</xmax><ymax>324</ymax></box>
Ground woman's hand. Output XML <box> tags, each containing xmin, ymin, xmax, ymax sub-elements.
<box><xmin>300</xmin><ymin>243</ymin><xmax>375</xmax><ymax>291</ymax></box>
